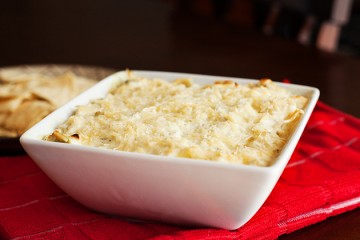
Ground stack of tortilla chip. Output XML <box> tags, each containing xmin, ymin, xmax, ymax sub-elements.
<box><xmin>0</xmin><ymin>69</ymin><xmax>97</xmax><ymax>137</ymax></box>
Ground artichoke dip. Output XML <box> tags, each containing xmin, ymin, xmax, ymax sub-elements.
<box><xmin>45</xmin><ymin>72</ymin><xmax>308</xmax><ymax>166</ymax></box>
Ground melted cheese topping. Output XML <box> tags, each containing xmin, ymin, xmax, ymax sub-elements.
<box><xmin>45</xmin><ymin>73</ymin><xmax>307</xmax><ymax>166</ymax></box>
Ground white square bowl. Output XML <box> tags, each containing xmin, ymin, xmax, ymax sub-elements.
<box><xmin>20</xmin><ymin>70</ymin><xmax>319</xmax><ymax>230</ymax></box>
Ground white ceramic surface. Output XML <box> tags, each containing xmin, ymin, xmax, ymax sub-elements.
<box><xmin>20</xmin><ymin>70</ymin><xmax>319</xmax><ymax>230</ymax></box>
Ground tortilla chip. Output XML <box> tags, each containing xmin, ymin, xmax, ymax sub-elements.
<box><xmin>0</xmin><ymin>112</ymin><xmax>8</xmax><ymax>127</ymax></box>
<box><xmin>0</xmin><ymin>97</ymin><xmax>25</xmax><ymax>113</ymax></box>
<box><xmin>4</xmin><ymin>100</ymin><xmax>55</xmax><ymax>135</ymax></box>
<box><xmin>0</xmin><ymin>127</ymin><xmax>17</xmax><ymax>137</ymax></box>
<box><xmin>1</xmin><ymin>82</ymin><xmax>27</xmax><ymax>97</ymax></box>
<box><xmin>30</xmin><ymin>72</ymin><xmax>76</xmax><ymax>107</ymax></box>
<box><xmin>0</xmin><ymin>70</ymin><xmax>46</xmax><ymax>83</ymax></box>
<box><xmin>74</xmin><ymin>76</ymin><xmax>97</xmax><ymax>92</ymax></box>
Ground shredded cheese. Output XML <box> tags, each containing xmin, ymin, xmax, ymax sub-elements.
<box><xmin>45</xmin><ymin>73</ymin><xmax>308</xmax><ymax>166</ymax></box>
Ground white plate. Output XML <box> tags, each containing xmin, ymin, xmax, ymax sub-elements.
<box><xmin>20</xmin><ymin>70</ymin><xmax>319</xmax><ymax>230</ymax></box>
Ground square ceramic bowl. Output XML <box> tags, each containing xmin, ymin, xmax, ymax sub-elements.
<box><xmin>20</xmin><ymin>70</ymin><xmax>319</xmax><ymax>230</ymax></box>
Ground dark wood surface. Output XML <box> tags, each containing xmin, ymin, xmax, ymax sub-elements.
<box><xmin>1</xmin><ymin>1</ymin><xmax>359</xmax><ymax>239</ymax></box>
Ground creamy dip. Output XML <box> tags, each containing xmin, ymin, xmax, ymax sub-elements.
<box><xmin>45</xmin><ymin>72</ymin><xmax>307</xmax><ymax>166</ymax></box>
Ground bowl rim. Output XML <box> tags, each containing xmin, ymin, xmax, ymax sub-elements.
<box><xmin>20</xmin><ymin>70</ymin><xmax>320</xmax><ymax>171</ymax></box>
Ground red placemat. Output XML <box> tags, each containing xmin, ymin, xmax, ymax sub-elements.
<box><xmin>0</xmin><ymin>101</ymin><xmax>360</xmax><ymax>240</ymax></box>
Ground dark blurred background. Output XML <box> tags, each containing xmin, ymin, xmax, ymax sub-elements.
<box><xmin>1</xmin><ymin>0</ymin><xmax>360</xmax><ymax>117</ymax></box>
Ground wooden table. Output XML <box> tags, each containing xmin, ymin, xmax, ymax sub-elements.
<box><xmin>1</xmin><ymin>0</ymin><xmax>359</xmax><ymax>239</ymax></box>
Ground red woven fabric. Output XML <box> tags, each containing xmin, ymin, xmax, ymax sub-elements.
<box><xmin>0</xmin><ymin>101</ymin><xmax>359</xmax><ymax>240</ymax></box>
